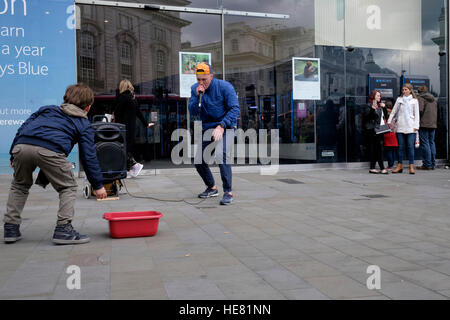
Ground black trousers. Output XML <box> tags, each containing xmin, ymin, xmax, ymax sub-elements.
<box><xmin>367</xmin><ymin>131</ymin><xmax>385</xmax><ymax>170</ymax></box>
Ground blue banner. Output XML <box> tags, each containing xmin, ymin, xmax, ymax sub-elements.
<box><xmin>0</xmin><ymin>0</ymin><xmax>76</xmax><ymax>173</ymax></box>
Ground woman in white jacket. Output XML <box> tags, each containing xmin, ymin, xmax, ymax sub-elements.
<box><xmin>387</xmin><ymin>83</ymin><xmax>420</xmax><ymax>174</ymax></box>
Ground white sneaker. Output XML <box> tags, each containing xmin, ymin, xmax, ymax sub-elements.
<box><xmin>130</xmin><ymin>163</ymin><xmax>144</xmax><ymax>177</ymax></box>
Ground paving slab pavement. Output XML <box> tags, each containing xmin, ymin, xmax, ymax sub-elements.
<box><xmin>1</xmin><ymin>167</ymin><xmax>450</xmax><ymax>300</ymax></box>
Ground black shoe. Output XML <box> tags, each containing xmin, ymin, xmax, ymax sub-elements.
<box><xmin>4</xmin><ymin>223</ymin><xmax>22</xmax><ymax>243</ymax></box>
<box><xmin>52</xmin><ymin>222</ymin><xmax>90</xmax><ymax>245</ymax></box>
<box><xmin>198</xmin><ymin>187</ymin><xmax>219</xmax><ymax>198</ymax></box>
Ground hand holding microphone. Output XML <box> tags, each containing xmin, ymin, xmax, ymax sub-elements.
<box><xmin>197</xmin><ymin>85</ymin><xmax>205</xmax><ymax>109</ymax></box>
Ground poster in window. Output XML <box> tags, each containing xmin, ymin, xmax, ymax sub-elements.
<box><xmin>179</xmin><ymin>52</ymin><xmax>211</xmax><ymax>98</ymax></box>
<box><xmin>292</xmin><ymin>58</ymin><xmax>321</xmax><ymax>100</ymax></box>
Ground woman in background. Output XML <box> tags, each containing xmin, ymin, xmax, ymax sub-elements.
<box><xmin>387</xmin><ymin>83</ymin><xmax>420</xmax><ymax>174</ymax></box>
<box><xmin>364</xmin><ymin>90</ymin><xmax>388</xmax><ymax>174</ymax></box>
<box><xmin>114</xmin><ymin>80</ymin><xmax>153</xmax><ymax>177</ymax></box>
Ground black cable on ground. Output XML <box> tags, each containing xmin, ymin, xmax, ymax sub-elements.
<box><xmin>121</xmin><ymin>179</ymin><xmax>208</xmax><ymax>205</ymax></box>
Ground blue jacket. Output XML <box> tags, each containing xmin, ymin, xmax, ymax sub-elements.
<box><xmin>10</xmin><ymin>104</ymin><xmax>103</xmax><ymax>190</ymax></box>
<box><xmin>188</xmin><ymin>78</ymin><xmax>240</xmax><ymax>130</ymax></box>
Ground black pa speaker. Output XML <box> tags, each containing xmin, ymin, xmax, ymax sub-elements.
<box><xmin>91</xmin><ymin>123</ymin><xmax>127</xmax><ymax>181</ymax></box>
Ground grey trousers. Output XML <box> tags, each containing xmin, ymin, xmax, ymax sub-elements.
<box><xmin>4</xmin><ymin>144</ymin><xmax>78</xmax><ymax>226</ymax></box>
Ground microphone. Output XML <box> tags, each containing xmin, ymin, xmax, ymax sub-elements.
<box><xmin>198</xmin><ymin>90</ymin><xmax>204</xmax><ymax>109</ymax></box>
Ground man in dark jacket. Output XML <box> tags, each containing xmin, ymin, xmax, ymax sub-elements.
<box><xmin>188</xmin><ymin>62</ymin><xmax>240</xmax><ymax>205</ymax></box>
<box><xmin>417</xmin><ymin>86</ymin><xmax>438</xmax><ymax>170</ymax></box>
<box><xmin>4</xmin><ymin>84</ymin><xmax>107</xmax><ymax>245</ymax></box>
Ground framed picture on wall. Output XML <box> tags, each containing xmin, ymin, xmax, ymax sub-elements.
<box><xmin>292</xmin><ymin>57</ymin><xmax>321</xmax><ymax>100</ymax></box>
<box><xmin>179</xmin><ymin>52</ymin><xmax>211</xmax><ymax>98</ymax></box>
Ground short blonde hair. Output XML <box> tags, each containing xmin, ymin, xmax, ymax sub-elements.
<box><xmin>119</xmin><ymin>79</ymin><xmax>134</xmax><ymax>94</ymax></box>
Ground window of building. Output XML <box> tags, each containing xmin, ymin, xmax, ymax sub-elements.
<box><xmin>120</xmin><ymin>42</ymin><xmax>133</xmax><ymax>80</ymax></box>
<box><xmin>154</xmin><ymin>27</ymin><xmax>166</xmax><ymax>41</ymax></box>
<box><xmin>79</xmin><ymin>32</ymin><xmax>96</xmax><ymax>83</ymax></box>
<box><xmin>231</xmin><ymin>39</ymin><xmax>239</xmax><ymax>52</ymax></box>
<box><xmin>120</xmin><ymin>14</ymin><xmax>132</xmax><ymax>30</ymax></box>
<box><xmin>155</xmin><ymin>49</ymin><xmax>167</xmax><ymax>88</ymax></box>
<box><xmin>156</xmin><ymin>50</ymin><xmax>165</xmax><ymax>72</ymax></box>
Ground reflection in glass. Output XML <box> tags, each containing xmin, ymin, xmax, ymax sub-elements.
<box><xmin>76</xmin><ymin>0</ymin><xmax>448</xmax><ymax>166</ymax></box>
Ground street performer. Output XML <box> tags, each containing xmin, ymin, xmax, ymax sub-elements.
<box><xmin>188</xmin><ymin>62</ymin><xmax>240</xmax><ymax>205</ymax></box>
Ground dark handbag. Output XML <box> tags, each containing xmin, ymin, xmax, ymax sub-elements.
<box><xmin>375</xmin><ymin>124</ymin><xmax>391</xmax><ymax>134</ymax></box>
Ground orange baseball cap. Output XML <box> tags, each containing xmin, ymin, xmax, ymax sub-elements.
<box><xmin>195</xmin><ymin>62</ymin><xmax>211</xmax><ymax>75</ymax></box>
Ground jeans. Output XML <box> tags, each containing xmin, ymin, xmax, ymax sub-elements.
<box><xmin>397</xmin><ymin>133</ymin><xmax>416</xmax><ymax>165</ymax></box>
<box><xmin>385</xmin><ymin>146</ymin><xmax>398</xmax><ymax>168</ymax></box>
<box><xmin>195</xmin><ymin>129</ymin><xmax>235</xmax><ymax>193</ymax></box>
<box><xmin>419</xmin><ymin>128</ymin><xmax>436</xmax><ymax>168</ymax></box>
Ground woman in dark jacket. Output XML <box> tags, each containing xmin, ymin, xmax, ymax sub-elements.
<box><xmin>114</xmin><ymin>79</ymin><xmax>153</xmax><ymax>177</ymax></box>
<box><xmin>364</xmin><ymin>90</ymin><xmax>388</xmax><ymax>174</ymax></box>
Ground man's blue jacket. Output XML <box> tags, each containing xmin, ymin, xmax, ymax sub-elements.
<box><xmin>188</xmin><ymin>78</ymin><xmax>240</xmax><ymax>130</ymax></box>
<box><xmin>10</xmin><ymin>104</ymin><xmax>103</xmax><ymax>190</ymax></box>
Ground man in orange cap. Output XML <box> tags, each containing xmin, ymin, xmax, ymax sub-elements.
<box><xmin>188</xmin><ymin>62</ymin><xmax>240</xmax><ymax>205</ymax></box>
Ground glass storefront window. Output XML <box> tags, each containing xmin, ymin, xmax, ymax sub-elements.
<box><xmin>76</xmin><ymin>0</ymin><xmax>449</xmax><ymax>167</ymax></box>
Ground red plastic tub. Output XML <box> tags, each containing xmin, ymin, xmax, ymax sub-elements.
<box><xmin>103</xmin><ymin>211</ymin><xmax>163</xmax><ymax>239</ymax></box>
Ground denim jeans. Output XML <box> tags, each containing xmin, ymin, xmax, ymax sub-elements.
<box><xmin>396</xmin><ymin>133</ymin><xmax>416</xmax><ymax>165</ymax></box>
<box><xmin>419</xmin><ymin>128</ymin><xmax>436</xmax><ymax>168</ymax></box>
<box><xmin>384</xmin><ymin>146</ymin><xmax>398</xmax><ymax>168</ymax></box>
<box><xmin>195</xmin><ymin>129</ymin><xmax>234</xmax><ymax>193</ymax></box>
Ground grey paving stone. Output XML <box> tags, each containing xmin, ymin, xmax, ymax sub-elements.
<box><xmin>2</xmin><ymin>168</ymin><xmax>450</xmax><ymax>300</ymax></box>
<box><xmin>437</xmin><ymin>290</ymin><xmax>450</xmax><ymax>298</ymax></box>
<box><xmin>215</xmin><ymin>278</ymin><xmax>286</xmax><ymax>300</ymax></box>
<box><xmin>282</xmin><ymin>288</ymin><xmax>330</xmax><ymax>300</ymax></box>
<box><xmin>384</xmin><ymin>248</ymin><xmax>441</xmax><ymax>263</ymax></box>
<box><xmin>110</xmin><ymin>287</ymin><xmax>168</xmax><ymax>300</ymax></box>
<box><xmin>153</xmin><ymin>257</ymin><xmax>206</xmax><ymax>280</ymax></box>
<box><xmin>174</xmin><ymin>227</ymin><xmax>216</xmax><ymax>245</ymax></box>
<box><xmin>393</xmin><ymin>269</ymin><xmax>450</xmax><ymax>291</ymax></box>
<box><xmin>279</xmin><ymin>260</ymin><xmax>342</xmax><ymax>278</ymax></box>
<box><xmin>333</xmin><ymin>244</ymin><xmax>386</xmax><ymax>258</ymax></box>
<box><xmin>51</xmin><ymin>282</ymin><xmax>109</xmax><ymax>300</ymax></box>
<box><xmin>256</xmin><ymin>267</ymin><xmax>311</xmax><ymax>290</ymax></box>
<box><xmin>239</xmin><ymin>256</ymin><xmax>282</xmax><ymax>272</ymax></box>
<box><xmin>304</xmin><ymin>275</ymin><xmax>380</xmax><ymax>299</ymax></box>
<box><xmin>359</xmin><ymin>255</ymin><xmax>424</xmax><ymax>272</ymax></box>
<box><xmin>0</xmin><ymin>261</ymin><xmax>65</xmax><ymax>299</ymax></box>
<box><xmin>379</xmin><ymin>281</ymin><xmax>448</xmax><ymax>300</ymax></box>
<box><xmin>164</xmin><ymin>277</ymin><xmax>226</xmax><ymax>300</ymax></box>
<box><xmin>309</xmin><ymin>252</ymin><xmax>371</xmax><ymax>274</ymax></box>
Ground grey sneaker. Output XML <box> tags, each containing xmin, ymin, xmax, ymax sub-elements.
<box><xmin>52</xmin><ymin>222</ymin><xmax>90</xmax><ymax>245</ymax></box>
<box><xmin>4</xmin><ymin>223</ymin><xmax>22</xmax><ymax>243</ymax></box>
<box><xmin>220</xmin><ymin>192</ymin><xmax>234</xmax><ymax>205</ymax></box>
